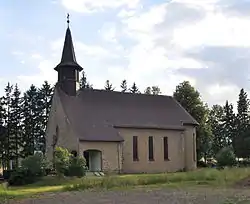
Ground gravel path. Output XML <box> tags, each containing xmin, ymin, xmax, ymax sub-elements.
<box><xmin>6</xmin><ymin>188</ymin><xmax>250</xmax><ymax>204</ymax></box>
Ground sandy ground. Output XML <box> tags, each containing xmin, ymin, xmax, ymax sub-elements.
<box><xmin>4</xmin><ymin>187</ymin><xmax>250</xmax><ymax>204</ymax></box>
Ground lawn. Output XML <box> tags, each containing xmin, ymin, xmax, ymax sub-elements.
<box><xmin>1</xmin><ymin>167</ymin><xmax>250</xmax><ymax>201</ymax></box>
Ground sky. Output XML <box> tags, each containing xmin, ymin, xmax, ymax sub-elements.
<box><xmin>0</xmin><ymin>0</ymin><xmax>250</xmax><ymax>107</ymax></box>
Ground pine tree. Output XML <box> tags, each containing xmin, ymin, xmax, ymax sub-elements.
<box><xmin>80</xmin><ymin>70</ymin><xmax>92</xmax><ymax>89</ymax></box>
<box><xmin>0</xmin><ymin>97</ymin><xmax>6</xmax><ymax>169</ymax></box>
<box><xmin>2</xmin><ymin>83</ymin><xmax>13</xmax><ymax>169</ymax></box>
<box><xmin>104</xmin><ymin>80</ymin><xmax>114</xmax><ymax>91</ymax></box>
<box><xmin>9</xmin><ymin>84</ymin><xmax>22</xmax><ymax>167</ymax></box>
<box><xmin>209</xmin><ymin>104</ymin><xmax>225</xmax><ymax>155</ymax></box>
<box><xmin>37</xmin><ymin>81</ymin><xmax>53</xmax><ymax>153</ymax></box>
<box><xmin>235</xmin><ymin>88</ymin><xmax>250</xmax><ymax>158</ymax></box>
<box><xmin>221</xmin><ymin>101</ymin><xmax>236</xmax><ymax>147</ymax></box>
<box><xmin>21</xmin><ymin>85</ymin><xmax>39</xmax><ymax>157</ymax></box>
<box><xmin>130</xmin><ymin>82</ymin><xmax>140</xmax><ymax>93</ymax></box>
<box><xmin>120</xmin><ymin>80</ymin><xmax>127</xmax><ymax>92</ymax></box>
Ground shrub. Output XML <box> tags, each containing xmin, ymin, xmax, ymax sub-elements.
<box><xmin>21</xmin><ymin>153</ymin><xmax>49</xmax><ymax>177</ymax></box>
<box><xmin>54</xmin><ymin>147</ymin><xmax>71</xmax><ymax>176</ymax></box>
<box><xmin>216</xmin><ymin>146</ymin><xmax>236</xmax><ymax>167</ymax></box>
<box><xmin>8</xmin><ymin>168</ymin><xmax>36</xmax><ymax>186</ymax></box>
<box><xmin>67</xmin><ymin>156</ymin><xmax>87</xmax><ymax>177</ymax></box>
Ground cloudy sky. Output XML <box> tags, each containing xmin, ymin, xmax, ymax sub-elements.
<box><xmin>0</xmin><ymin>0</ymin><xmax>250</xmax><ymax>107</ymax></box>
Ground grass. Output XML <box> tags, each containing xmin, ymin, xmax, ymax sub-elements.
<box><xmin>1</xmin><ymin>167</ymin><xmax>250</xmax><ymax>201</ymax></box>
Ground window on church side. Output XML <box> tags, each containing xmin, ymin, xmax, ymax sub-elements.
<box><xmin>133</xmin><ymin>136</ymin><xmax>138</xmax><ymax>161</ymax></box>
<box><xmin>163</xmin><ymin>137</ymin><xmax>169</xmax><ymax>161</ymax></box>
<box><xmin>148</xmin><ymin>136</ymin><xmax>154</xmax><ymax>161</ymax></box>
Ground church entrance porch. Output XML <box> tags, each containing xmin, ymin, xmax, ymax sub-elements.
<box><xmin>83</xmin><ymin>149</ymin><xmax>102</xmax><ymax>172</ymax></box>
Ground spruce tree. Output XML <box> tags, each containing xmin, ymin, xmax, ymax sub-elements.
<box><xmin>104</xmin><ymin>80</ymin><xmax>114</xmax><ymax>91</ymax></box>
<box><xmin>209</xmin><ymin>104</ymin><xmax>225</xmax><ymax>155</ymax></box>
<box><xmin>221</xmin><ymin>101</ymin><xmax>236</xmax><ymax>147</ymax></box>
<box><xmin>235</xmin><ymin>88</ymin><xmax>250</xmax><ymax>158</ymax></box>
<box><xmin>21</xmin><ymin>85</ymin><xmax>39</xmax><ymax>157</ymax></box>
<box><xmin>9</xmin><ymin>84</ymin><xmax>22</xmax><ymax>167</ymax></box>
<box><xmin>0</xmin><ymin>97</ymin><xmax>6</xmax><ymax>169</ymax></box>
<box><xmin>130</xmin><ymin>82</ymin><xmax>140</xmax><ymax>93</ymax></box>
<box><xmin>120</xmin><ymin>80</ymin><xmax>127</xmax><ymax>92</ymax></box>
<box><xmin>80</xmin><ymin>70</ymin><xmax>92</xmax><ymax>89</ymax></box>
<box><xmin>37</xmin><ymin>81</ymin><xmax>53</xmax><ymax>153</ymax></box>
<box><xmin>2</xmin><ymin>83</ymin><xmax>13</xmax><ymax>169</ymax></box>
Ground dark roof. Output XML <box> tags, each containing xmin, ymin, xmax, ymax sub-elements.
<box><xmin>57</xmin><ymin>86</ymin><xmax>198</xmax><ymax>142</ymax></box>
<box><xmin>54</xmin><ymin>27</ymin><xmax>83</xmax><ymax>71</ymax></box>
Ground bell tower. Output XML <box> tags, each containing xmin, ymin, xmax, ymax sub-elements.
<box><xmin>54</xmin><ymin>14</ymin><xmax>83</xmax><ymax>96</ymax></box>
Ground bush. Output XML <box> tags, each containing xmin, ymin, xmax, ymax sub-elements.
<box><xmin>216</xmin><ymin>146</ymin><xmax>236</xmax><ymax>167</ymax></box>
<box><xmin>54</xmin><ymin>147</ymin><xmax>71</xmax><ymax>176</ymax></box>
<box><xmin>8</xmin><ymin>153</ymin><xmax>50</xmax><ymax>186</ymax></box>
<box><xmin>67</xmin><ymin>156</ymin><xmax>87</xmax><ymax>177</ymax></box>
<box><xmin>21</xmin><ymin>153</ymin><xmax>49</xmax><ymax>177</ymax></box>
<box><xmin>8</xmin><ymin>168</ymin><xmax>36</xmax><ymax>186</ymax></box>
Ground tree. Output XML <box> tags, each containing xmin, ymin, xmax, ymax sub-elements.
<box><xmin>80</xmin><ymin>70</ymin><xmax>92</xmax><ymax>89</ymax></box>
<box><xmin>0</xmin><ymin>97</ymin><xmax>6</xmax><ymax>169</ymax></box>
<box><xmin>151</xmin><ymin>86</ymin><xmax>161</xmax><ymax>95</ymax></box>
<box><xmin>144</xmin><ymin>87</ymin><xmax>151</xmax><ymax>94</ymax></box>
<box><xmin>209</xmin><ymin>105</ymin><xmax>225</xmax><ymax>155</ymax></box>
<box><xmin>235</xmin><ymin>88</ymin><xmax>250</xmax><ymax>158</ymax></box>
<box><xmin>221</xmin><ymin>101</ymin><xmax>236</xmax><ymax>147</ymax></box>
<box><xmin>130</xmin><ymin>82</ymin><xmax>140</xmax><ymax>93</ymax></box>
<box><xmin>37</xmin><ymin>81</ymin><xmax>53</xmax><ymax>153</ymax></box>
<box><xmin>21</xmin><ymin>85</ymin><xmax>40</xmax><ymax>157</ymax></box>
<box><xmin>9</xmin><ymin>84</ymin><xmax>22</xmax><ymax>167</ymax></box>
<box><xmin>173</xmin><ymin>81</ymin><xmax>207</xmax><ymax>160</ymax></box>
<box><xmin>104</xmin><ymin>80</ymin><xmax>114</xmax><ymax>91</ymax></box>
<box><xmin>120</xmin><ymin>80</ymin><xmax>127</xmax><ymax>92</ymax></box>
<box><xmin>54</xmin><ymin>147</ymin><xmax>71</xmax><ymax>177</ymax></box>
<box><xmin>2</xmin><ymin>83</ymin><xmax>13</xmax><ymax>169</ymax></box>
<box><xmin>216</xmin><ymin>146</ymin><xmax>236</xmax><ymax>167</ymax></box>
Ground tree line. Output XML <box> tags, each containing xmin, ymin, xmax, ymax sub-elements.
<box><xmin>1</xmin><ymin>70</ymin><xmax>250</xmax><ymax>170</ymax></box>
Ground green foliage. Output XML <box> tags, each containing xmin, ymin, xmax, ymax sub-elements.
<box><xmin>209</xmin><ymin>105</ymin><xmax>227</xmax><ymax>155</ymax></box>
<box><xmin>173</xmin><ymin>81</ymin><xmax>208</xmax><ymax>160</ymax></box>
<box><xmin>54</xmin><ymin>147</ymin><xmax>71</xmax><ymax>176</ymax></box>
<box><xmin>67</xmin><ymin>156</ymin><xmax>87</xmax><ymax>177</ymax></box>
<box><xmin>144</xmin><ymin>86</ymin><xmax>161</xmax><ymax>95</ymax></box>
<box><xmin>80</xmin><ymin>70</ymin><xmax>92</xmax><ymax>89</ymax></box>
<box><xmin>216</xmin><ymin>146</ymin><xmax>236</xmax><ymax>167</ymax></box>
<box><xmin>120</xmin><ymin>80</ymin><xmax>127</xmax><ymax>92</ymax></box>
<box><xmin>8</xmin><ymin>153</ymin><xmax>50</xmax><ymax>186</ymax></box>
<box><xmin>130</xmin><ymin>82</ymin><xmax>140</xmax><ymax>93</ymax></box>
<box><xmin>104</xmin><ymin>80</ymin><xmax>114</xmax><ymax>91</ymax></box>
<box><xmin>8</xmin><ymin>167</ymin><xmax>36</xmax><ymax>186</ymax></box>
<box><xmin>65</xmin><ymin>168</ymin><xmax>250</xmax><ymax>191</ymax></box>
<box><xmin>234</xmin><ymin>88</ymin><xmax>250</xmax><ymax>158</ymax></box>
<box><xmin>21</xmin><ymin>152</ymin><xmax>49</xmax><ymax>177</ymax></box>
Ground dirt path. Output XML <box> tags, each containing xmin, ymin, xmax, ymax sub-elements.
<box><xmin>5</xmin><ymin>188</ymin><xmax>250</xmax><ymax>204</ymax></box>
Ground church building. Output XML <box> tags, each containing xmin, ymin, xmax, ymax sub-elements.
<box><xmin>45</xmin><ymin>20</ymin><xmax>198</xmax><ymax>174</ymax></box>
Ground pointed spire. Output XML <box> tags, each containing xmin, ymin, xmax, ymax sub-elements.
<box><xmin>54</xmin><ymin>14</ymin><xmax>83</xmax><ymax>71</ymax></box>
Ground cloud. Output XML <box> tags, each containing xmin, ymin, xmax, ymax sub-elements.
<box><xmin>217</xmin><ymin>0</ymin><xmax>250</xmax><ymax>16</ymax></box>
<box><xmin>6</xmin><ymin>0</ymin><xmax>250</xmax><ymax>108</ymax></box>
<box><xmin>61</xmin><ymin>0</ymin><xmax>140</xmax><ymax>13</ymax></box>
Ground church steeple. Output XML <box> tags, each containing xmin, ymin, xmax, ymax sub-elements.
<box><xmin>54</xmin><ymin>14</ymin><xmax>83</xmax><ymax>96</ymax></box>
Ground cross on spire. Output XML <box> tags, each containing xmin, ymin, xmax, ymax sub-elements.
<box><xmin>67</xmin><ymin>13</ymin><xmax>70</xmax><ymax>27</ymax></box>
